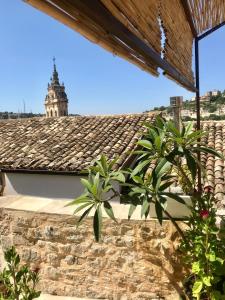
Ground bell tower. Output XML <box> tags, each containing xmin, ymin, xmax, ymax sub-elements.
<box><xmin>45</xmin><ymin>58</ymin><xmax>69</xmax><ymax>117</ymax></box>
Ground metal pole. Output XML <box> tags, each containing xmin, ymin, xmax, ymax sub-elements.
<box><xmin>195</xmin><ymin>38</ymin><xmax>201</xmax><ymax>192</ymax></box>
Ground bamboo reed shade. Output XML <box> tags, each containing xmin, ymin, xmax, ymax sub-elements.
<box><xmin>188</xmin><ymin>0</ymin><xmax>225</xmax><ymax>34</ymax></box>
<box><xmin>25</xmin><ymin>0</ymin><xmax>225</xmax><ymax>91</ymax></box>
<box><xmin>24</xmin><ymin>0</ymin><xmax>159</xmax><ymax>77</ymax></box>
<box><xmin>160</xmin><ymin>0</ymin><xmax>194</xmax><ymax>84</ymax></box>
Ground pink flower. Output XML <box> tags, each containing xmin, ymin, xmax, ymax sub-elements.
<box><xmin>204</xmin><ymin>186</ymin><xmax>213</xmax><ymax>194</ymax></box>
<box><xmin>200</xmin><ymin>210</ymin><xmax>209</xmax><ymax>219</ymax></box>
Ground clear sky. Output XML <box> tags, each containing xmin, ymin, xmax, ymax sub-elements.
<box><xmin>0</xmin><ymin>1</ymin><xmax>225</xmax><ymax>115</ymax></box>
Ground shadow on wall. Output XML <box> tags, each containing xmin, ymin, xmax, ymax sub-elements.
<box><xmin>4</xmin><ymin>172</ymin><xmax>85</xmax><ymax>199</ymax></box>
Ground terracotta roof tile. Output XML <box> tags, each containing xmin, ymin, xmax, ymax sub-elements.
<box><xmin>201</xmin><ymin>121</ymin><xmax>225</xmax><ymax>206</ymax></box>
<box><xmin>1</xmin><ymin>117</ymin><xmax>225</xmax><ymax>205</ymax></box>
<box><xmin>0</xmin><ymin>114</ymin><xmax>154</xmax><ymax>173</ymax></box>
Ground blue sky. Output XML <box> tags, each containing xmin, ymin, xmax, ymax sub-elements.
<box><xmin>0</xmin><ymin>1</ymin><xmax>225</xmax><ymax>115</ymax></box>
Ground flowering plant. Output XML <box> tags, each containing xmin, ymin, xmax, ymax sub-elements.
<box><xmin>180</xmin><ymin>188</ymin><xmax>225</xmax><ymax>300</ymax></box>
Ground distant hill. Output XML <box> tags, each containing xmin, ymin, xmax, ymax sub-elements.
<box><xmin>0</xmin><ymin>112</ymin><xmax>44</xmax><ymax>119</ymax></box>
<box><xmin>0</xmin><ymin>112</ymin><xmax>80</xmax><ymax>119</ymax></box>
<box><xmin>146</xmin><ymin>91</ymin><xmax>225</xmax><ymax>121</ymax></box>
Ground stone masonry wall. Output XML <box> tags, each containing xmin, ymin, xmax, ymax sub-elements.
<box><xmin>0</xmin><ymin>208</ymin><xmax>186</xmax><ymax>300</ymax></box>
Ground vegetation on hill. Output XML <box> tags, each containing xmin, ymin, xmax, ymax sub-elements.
<box><xmin>146</xmin><ymin>91</ymin><xmax>225</xmax><ymax>121</ymax></box>
<box><xmin>0</xmin><ymin>112</ymin><xmax>80</xmax><ymax>119</ymax></box>
<box><xmin>0</xmin><ymin>112</ymin><xmax>44</xmax><ymax>119</ymax></box>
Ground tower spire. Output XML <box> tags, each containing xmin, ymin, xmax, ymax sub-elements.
<box><xmin>52</xmin><ymin>56</ymin><xmax>59</xmax><ymax>84</ymax></box>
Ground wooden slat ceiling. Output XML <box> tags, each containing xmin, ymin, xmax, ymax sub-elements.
<box><xmin>24</xmin><ymin>0</ymin><xmax>225</xmax><ymax>92</ymax></box>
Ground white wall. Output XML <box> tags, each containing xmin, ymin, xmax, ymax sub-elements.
<box><xmin>3</xmin><ymin>172</ymin><xmax>121</xmax><ymax>201</ymax></box>
<box><xmin>2</xmin><ymin>172</ymin><xmax>191</xmax><ymax>218</ymax></box>
<box><xmin>3</xmin><ymin>173</ymin><xmax>86</xmax><ymax>200</ymax></box>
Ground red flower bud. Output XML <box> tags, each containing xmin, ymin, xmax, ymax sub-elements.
<box><xmin>31</xmin><ymin>266</ymin><xmax>40</xmax><ymax>274</ymax></box>
<box><xmin>204</xmin><ymin>186</ymin><xmax>213</xmax><ymax>194</ymax></box>
<box><xmin>200</xmin><ymin>210</ymin><xmax>209</xmax><ymax>219</ymax></box>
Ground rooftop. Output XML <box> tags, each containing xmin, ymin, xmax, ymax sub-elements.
<box><xmin>0</xmin><ymin>116</ymin><xmax>225</xmax><ymax>206</ymax></box>
<box><xmin>0</xmin><ymin>114</ymin><xmax>154</xmax><ymax>173</ymax></box>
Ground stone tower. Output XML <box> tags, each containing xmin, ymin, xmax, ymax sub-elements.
<box><xmin>45</xmin><ymin>58</ymin><xmax>68</xmax><ymax>117</ymax></box>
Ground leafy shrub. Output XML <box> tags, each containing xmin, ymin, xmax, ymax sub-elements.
<box><xmin>180</xmin><ymin>189</ymin><xmax>225</xmax><ymax>300</ymax></box>
<box><xmin>0</xmin><ymin>246</ymin><xmax>41</xmax><ymax>300</ymax></box>
<box><xmin>68</xmin><ymin>117</ymin><xmax>224</xmax><ymax>298</ymax></box>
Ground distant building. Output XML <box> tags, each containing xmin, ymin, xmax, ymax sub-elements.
<box><xmin>45</xmin><ymin>58</ymin><xmax>69</xmax><ymax>118</ymax></box>
<box><xmin>212</xmin><ymin>90</ymin><xmax>221</xmax><ymax>97</ymax></box>
<box><xmin>191</xmin><ymin>94</ymin><xmax>210</xmax><ymax>103</ymax></box>
<box><xmin>206</xmin><ymin>91</ymin><xmax>212</xmax><ymax>97</ymax></box>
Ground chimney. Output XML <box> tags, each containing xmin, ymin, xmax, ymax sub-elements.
<box><xmin>170</xmin><ymin>96</ymin><xmax>183</xmax><ymax>131</ymax></box>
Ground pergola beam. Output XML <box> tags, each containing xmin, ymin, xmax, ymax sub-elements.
<box><xmin>181</xmin><ymin>0</ymin><xmax>198</xmax><ymax>38</ymax></box>
<box><xmin>52</xmin><ymin>0</ymin><xmax>196</xmax><ymax>92</ymax></box>
<box><xmin>198</xmin><ymin>21</ymin><xmax>225</xmax><ymax>41</ymax></box>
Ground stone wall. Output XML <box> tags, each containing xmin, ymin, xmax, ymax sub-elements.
<box><xmin>0</xmin><ymin>208</ymin><xmax>186</xmax><ymax>300</ymax></box>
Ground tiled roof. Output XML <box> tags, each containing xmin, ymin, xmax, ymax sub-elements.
<box><xmin>1</xmin><ymin>117</ymin><xmax>225</xmax><ymax>204</ymax></box>
<box><xmin>201</xmin><ymin>122</ymin><xmax>225</xmax><ymax>206</ymax></box>
<box><xmin>0</xmin><ymin>114</ymin><xmax>154</xmax><ymax>173</ymax></box>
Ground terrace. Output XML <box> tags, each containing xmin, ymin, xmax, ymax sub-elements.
<box><xmin>1</xmin><ymin>1</ymin><xmax>225</xmax><ymax>299</ymax></box>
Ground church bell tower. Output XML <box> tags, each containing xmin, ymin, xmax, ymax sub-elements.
<box><xmin>45</xmin><ymin>58</ymin><xmax>69</xmax><ymax>117</ymax></box>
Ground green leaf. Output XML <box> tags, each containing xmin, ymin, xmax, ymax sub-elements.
<box><xmin>92</xmin><ymin>172</ymin><xmax>100</xmax><ymax>196</ymax></box>
<box><xmin>209</xmin><ymin>252</ymin><xmax>216</xmax><ymax>262</ymax></box>
<box><xmin>202</xmin><ymin>276</ymin><xmax>211</xmax><ymax>287</ymax></box>
<box><xmin>132</xmin><ymin>175</ymin><xmax>144</xmax><ymax>185</ymax></box>
<box><xmin>187</xmin><ymin>130</ymin><xmax>206</xmax><ymax>143</ymax></box>
<box><xmin>131</xmin><ymin>187</ymin><xmax>146</xmax><ymax>195</ymax></box>
<box><xmin>73</xmin><ymin>202</ymin><xmax>93</xmax><ymax>215</ymax></box>
<box><xmin>112</xmin><ymin>171</ymin><xmax>125</xmax><ymax>183</ymax></box>
<box><xmin>100</xmin><ymin>154</ymin><xmax>108</xmax><ymax>173</ymax></box>
<box><xmin>196</xmin><ymin>147</ymin><xmax>224</xmax><ymax>159</ymax></box>
<box><xmin>162</xmin><ymin>192</ymin><xmax>186</xmax><ymax>205</ymax></box>
<box><xmin>154</xmin><ymin>136</ymin><xmax>162</xmax><ymax>151</ymax></box>
<box><xmin>155</xmin><ymin>200</ymin><xmax>163</xmax><ymax>225</ymax></box>
<box><xmin>65</xmin><ymin>193</ymin><xmax>90</xmax><ymax>207</ymax></box>
<box><xmin>184</xmin><ymin>122</ymin><xmax>193</xmax><ymax>136</ymax></box>
<box><xmin>96</xmin><ymin>160</ymin><xmax>106</xmax><ymax>176</ymax></box>
<box><xmin>104</xmin><ymin>201</ymin><xmax>117</xmax><ymax>223</ymax></box>
<box><xmin>141</xmin><ymin>198</ymin><xmax>150</xmax><ymax>219</ymax></box>
<box><xmin>158</xmin><ymin>180</ymin><xmax>173</xmax><ymax>191</ymax></box>
<box><xmin>192</xmin><ymin>261</ymin><xmax>200</xmax><ymax>274</ymax></box>
<box><xmin>154</xmin><ymin>116</ymin><xmax>165</xmax><ymax>129</ymax></box>
<box><xmin>15</xmin><ymin>254</ymin><xmax>20</xmax><ymax>266</ymax></box>
<box><xmin>154</xmin><ymin>158</ymin><xmax>171</xmax><ymax>178</ymax></box>
<box><xmin>81</xmin><ymin>178</ymin><xmax>93</xmax><ymax>193</ymax></box>
<box><xmin>211</xmin><ymin>291</ymin><xmax>223</xmax><ymax>300</ymax></box>
<box><xmin>128</xmin><ymin>203</ymin><xmax>137</xmax><ymax>220</ymax></box>
<box><xmin>108</xmin><ymin>156</ymin><xmax>119</xmax><ymax>170</ymax></box>
<box><xmin>77</xmin><ymin>205</ymin><xmax>94</xmax><ymax>225</ymax></box>
<box><xmin>192</xmin><ymin>280</ymin><xmax>203</xmax><ymax>294</ymax></box>
<box><xmin>158</xmin><ymin>195</ymin><xmax>167</xmax><ymax>210</ymax></box>
<box><xmin>93</xmin><ymin>205</ymin><xmax>102</xmax><ymax>242</ymax></box>
<box><xmin>185</xmin><ymin>150</ymin><xmax>197</xmax><ymax>181</ymax></box>
<box><xmin>167</xmin><ymin>121</ymin><xmax>181</xmax><ymax>137</ymax></box>
<box><xmin>131</xmin><ymin>159</ymin><xmax>150</xmax><ymax>177</ymax></box>
<box><xmin>137</xmin><ymin>139</ymin><xmax>152</xmax><ymax>150</ymax></box>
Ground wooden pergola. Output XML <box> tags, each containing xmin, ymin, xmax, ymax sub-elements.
<box><xmin>24</xmin><ymin>0</ymin><xmax>225</xmax><ymax>190</ymax></box>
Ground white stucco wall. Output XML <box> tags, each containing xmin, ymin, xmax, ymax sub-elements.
<box><xmin>3</xmin><ymin>172</ymin><xmax>121</xmax><ymax>201</ymax></box>
<box><xmin>2</xmin><ymin>172</ymin><xmax>191</xmax><ymax>218</ymax></box>
<box><xmin>3</xmin><ymin>173</ymin><xmax>86</xmax><ymax>200</ymax></box>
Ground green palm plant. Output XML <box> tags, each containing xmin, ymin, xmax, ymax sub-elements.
<box><xmin>68</xmin><ymin>116</ymin><xmax>223</xmax><ymax>242</ymax></box>
<box><xmin>66</xmin><ymin>154</ymin><xmax>125</xmax><ymax>241</ymax></box>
